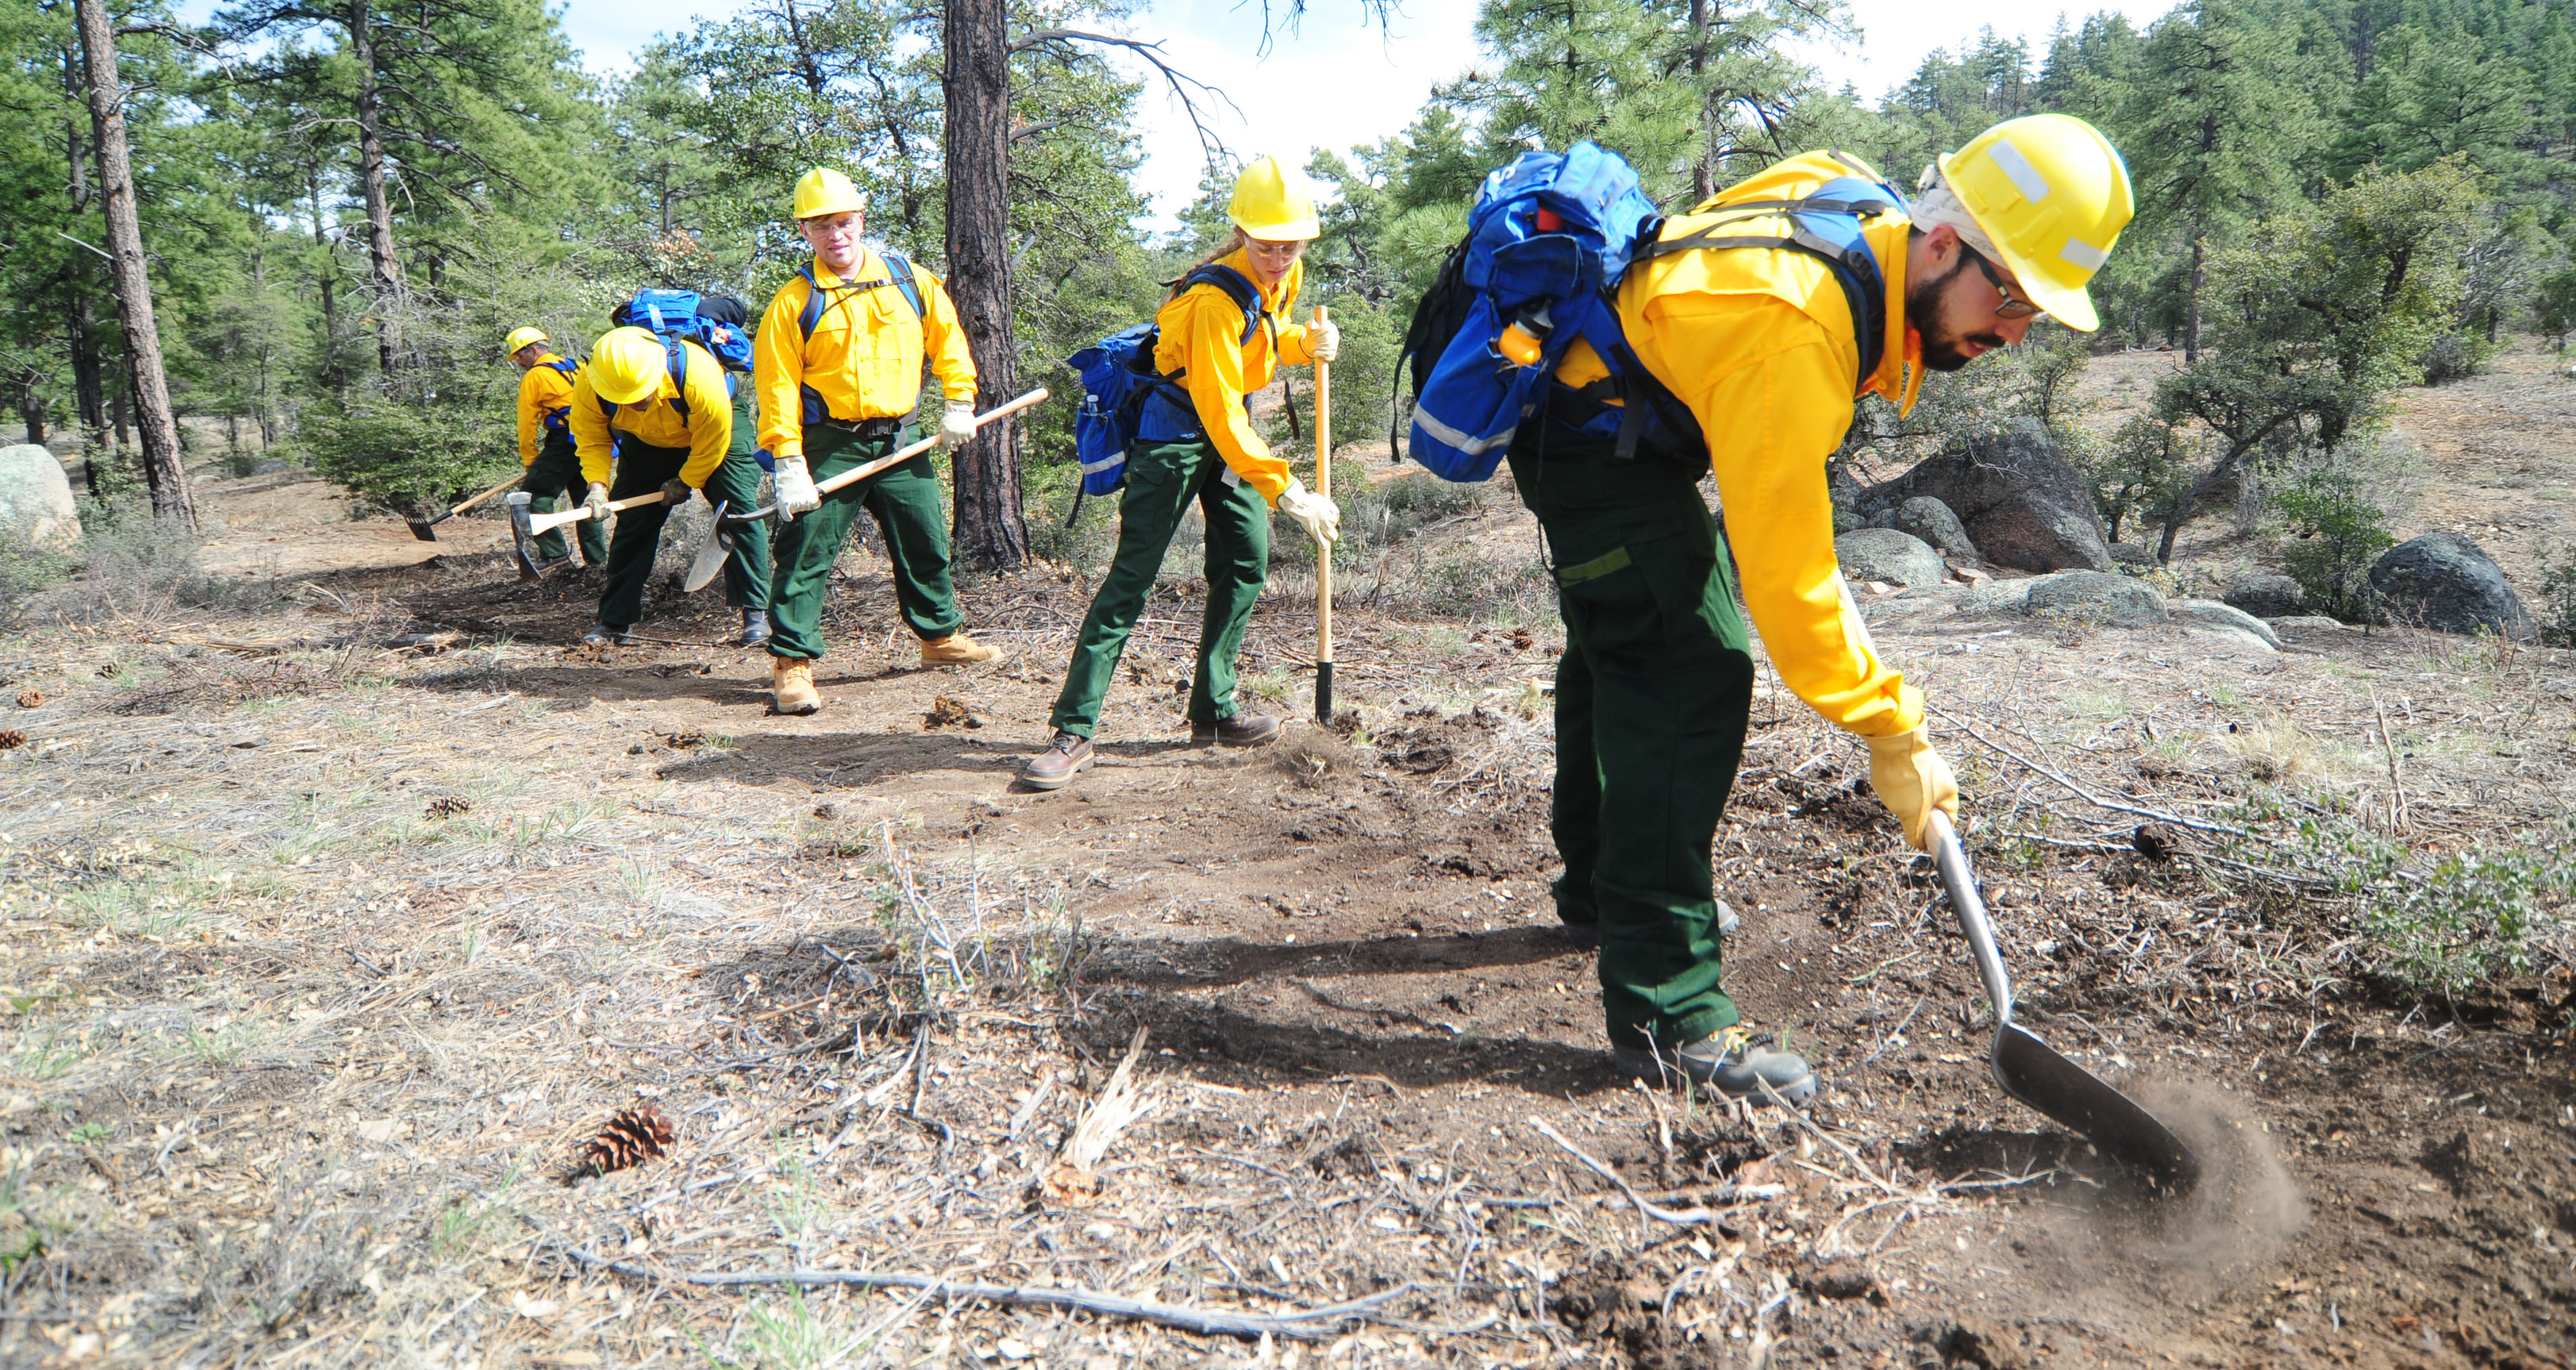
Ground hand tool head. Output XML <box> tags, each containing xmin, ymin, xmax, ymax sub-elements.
<box><xmin>505</xmin><ymin>491</ymin><xmax>543</xmax><ymax>580</ymax></box>
<box><xmin>684</xmin><ymin>499</ymin><xmax>733</xmax><ymax>593</ymax></box>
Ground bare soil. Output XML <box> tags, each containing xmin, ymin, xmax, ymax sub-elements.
<box><xmin>1</xmin><ymin>410</ymin><xmax>2571</xmax><ymax>1367</ymax></box>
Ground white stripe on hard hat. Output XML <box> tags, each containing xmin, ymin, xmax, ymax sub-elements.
<box><xmin>1985</xmin><ymin>139</ymin><xmax>2053</xmax><ymax>205</ymax></box>
<box><xmin>2059</xmin><ymin>238</ymin><xmax>2109</xmax><ymax>271</ymax></box>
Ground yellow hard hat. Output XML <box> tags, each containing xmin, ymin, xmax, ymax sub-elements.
<box><xmin>1940</xmin><ymin>114</ymin><xmax>2134</xmax><ymax>332</ymax></box>
<box><xmin>792</xmin><ymin>168</ymin><xmax>867</xmax><ymax>220</ymax></box>
<box><xmin>503</xmin><ymin>326</ymin><xmax>548</xmax><ymax>355</ymax></box>
<box><xmin>588</xmin><ymin>327</ymin><xmax>670</xmax><ymax>406</ymax></box>
<box><xmin>1228</xmin><ymin>156</ymin><xmax>1319</xmax><ymax>242</ymax></box>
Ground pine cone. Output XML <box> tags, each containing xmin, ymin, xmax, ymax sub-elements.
<box><xmin>0</xmin><ymin>731</ymin><xmax>22</xmax><ymax>751</ymax></box>
<box><xmin>579</xmin><ymin>1104</ymin><xmax>675</xmax><ymax>1177</ymax></box>
<box><xmin>665</xmin><ymin>730</ymin><xmax>705</xmax><ymax>749</ymax></box>
<box><xmin>427</xmin><ymin>795</ymin><xmax>471</xmax><ymax>817</ymax></box>
<box><xmin>14</xmin><ymin>690</ymin><xmax>38</xmax><ymax>709</ymax></box>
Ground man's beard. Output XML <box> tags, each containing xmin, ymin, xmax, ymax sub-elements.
<box><xmin>1906</xmin><ymin>255</ymin><xmax>2008</xmax><ymax>373</ymax></box>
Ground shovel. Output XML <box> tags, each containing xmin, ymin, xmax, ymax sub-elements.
<box><xmin>1926</xmin><ymin>810</ymin><xmax>2200</xmax><ymax>1194</ymax></box>
<box><xmin>681</xmin><ymin>388</ymin><xmax>1050</xmax><ymax>594</ymax></box>
<box><xmin>408</xmin><ymin>472</ymin><xmax>524</xmax><ymax>540</ymax></box>
<box><xmin>506</xmin><ymin>488</ymin><xmax>671</xmax><ymax>580</ymax></box>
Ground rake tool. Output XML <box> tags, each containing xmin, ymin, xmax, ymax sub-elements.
<box><xmin>681</xmin><ymin>388</ymin><xmax>1049</xmax><ymax>594</ymax></box>
<box><xmin>1926</xmin><ymin>810</ymin><xmax>2200</xmax><ymax>1194</ymax></box>
<box><xmin>408</xmin><ymin>472</ymin><xmax>523</xmax><ymax>540</ymax></box>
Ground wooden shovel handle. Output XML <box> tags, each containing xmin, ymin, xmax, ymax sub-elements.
<box><xmin>811</xmin><ymin>387</ymin><xmax>1051</xmax><ymax>499</ymax></box>
<box><xmin>448</xmin><ymin>472</ymin><xmax>525</xmax><ymax>517</ymax></box>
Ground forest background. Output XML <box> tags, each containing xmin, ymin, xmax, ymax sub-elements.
<box><xmin>9</xmin><ymin>0</ymin><xmax>2576</xmax><ymax>616</ymax></box>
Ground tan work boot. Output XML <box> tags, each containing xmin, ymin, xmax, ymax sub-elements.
<box><xmin>771</xmin><ymin>655</ymin><xmax>820</xmax><ymax>715</ymax></box>
<box><xmin>920</xmin><ymin>632</ymin><xmax>1001</xmax><ymax>666</ymax></box>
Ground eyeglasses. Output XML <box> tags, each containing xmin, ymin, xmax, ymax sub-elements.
<box><xmin>1965</xmin><ymin>247</ymin><xmax>2043</xmax><ymax>321</ymax></box>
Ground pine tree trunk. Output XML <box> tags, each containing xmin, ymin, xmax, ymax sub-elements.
<box><xmin>74</xmin><ymin>0</ymin><xmax>194</xmax><ymax>527</ymax></box>
<box><xmin>68</xmin><ymin>297</ymin><xmax>105</xmax><ymax>438</ymax></box>
<box><xmin>349</xmin><ymin>0</ymin><xmax>400</xmax><ymax>376</ymax></box>
<box><xmin>1690</xmin><ymin>0</ymin><xmax>1714</xmax><ymax>201</ymax></box>
<box><xmin>309</xmin><ymin>170</ymin><xmax>343</xmax><ymax>390</ymax></box>
<box><xmin>942</xmin><ymin>0</ymin><xmax>1029</xmax><ymax>573</ymax></box>
<box><xmin>2184</xmin><ymin>232</ymin><xmax>2205</xmax><ymax>365</ymax></box>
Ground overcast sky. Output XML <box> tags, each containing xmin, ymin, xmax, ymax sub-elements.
<box><xmin>182</xmin><ymin>0</ymin><xmax>2186</xmax><ymax>224</ymax></box>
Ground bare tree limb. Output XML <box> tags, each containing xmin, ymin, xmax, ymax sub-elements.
<box><xmin>555</xmin><ymin>1244</ymin><xmax>1417</xmax><ymax>1342</ymax></box>
<box><xmin>1010</xmin><ymin>27</ymin><xmax>1238</xmax><ymax>165</ymax></box>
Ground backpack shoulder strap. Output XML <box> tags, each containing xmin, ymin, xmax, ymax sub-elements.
<box><xmin>659</xmin><ymin>339</ymin><xmax>694</xmax><ymax>425</ymax></box>
<box><xmin>1182</xmin><ymin>264</ymin><xmax>1268</xmax><ymax>347</ymax></box>
<box><xmin>796</xmin><ymin>265</ymin><xmax>828</xmax><ymax>342</ymax></box>
<box><xmin>541</xmin><ymin>357</ymin><xmax>578</xmax><ymax>380</ymax></box>
<box><xmin>880</xmin><ymin>252</ymin><xmax>926</xmax><ymax>323</ymax></box>
<box><xmin>1632</xmin><ymin>184</ymin><xmax>1896</xmax><ymax>382</ymax></box>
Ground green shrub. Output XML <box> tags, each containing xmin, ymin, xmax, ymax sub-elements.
<box><xmin>2538</xmin><ymin>541</ymin><xmax>2576</xmax><ymax>647</ymax></box>
<box><xmin>2268</xmin><ymin>437</ymin><xmax>2411</xmax><ymax>620</ymax></box>
<box><xmin>2418</xmin><ymin>330</ymin><xmax>2492</xmax><ymax>385</ymax></box>
<box><xmin>2363</xmin><ymin>819</ymin><xmax>2576</xmax><ymax>992</ymax></box>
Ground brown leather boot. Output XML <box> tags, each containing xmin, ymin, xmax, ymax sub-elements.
<box><xmin>771</xmin><ymin>655</ymin><xmax>820</xmax><ymax>715</ymax></box>
<box><xmin>1190</xmin><ymin>713</ymin><xmax>1281</xmax><ymax>746</ymax></box>
<box><xmin>920</xmin><ymin>633</ymin><xmax>1001</xmax><ymax>666</ymax></box>
<box><xmin>1021</xmin><ymin>731</ymin><xmax>1094</xmax><ymax>790</ymax></box>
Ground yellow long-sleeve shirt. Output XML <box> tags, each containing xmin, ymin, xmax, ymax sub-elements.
<box><xmin>1150</xmin><ymin>249</ymin><xmax>1318</xmax><ymax>505</ymax></box>
<box><xmin>567</xmin><ymin>339</ymin><xmax>733</xmax><ymax>488</ymax></box>
<box><xmin>515</xmin><ymin>351</ymin><xmax>575</xmax><ymax>465</ymax></box>
<box><xmin>1559</xmin><ymin>151</ymin><xmax>1927</xmax><ymax>738</ymax></box>
<box><xmin>755</xmin><ymin>250</ymin><xmax>978</xmax><ymax>461</ymax></box>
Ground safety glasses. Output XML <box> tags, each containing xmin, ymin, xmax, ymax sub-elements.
<box><xmin>1965</xmin><ymin>247</ymin><xmax>2044</xmax><ymax>321</ymax></box>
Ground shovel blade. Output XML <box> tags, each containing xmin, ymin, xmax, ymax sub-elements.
<box><xmin>1990</xmin><ymin>1023</ymin><xmax>2198</xmax><ymax>1194</ymax></box>
<box><xmin>683</xmin><ymin>499</ymin><xmax>733</xmax><ymax>594</ymax></box>
<box><xmin>408</xmin><ymin>516</ymin><xmax>442</xmax><ymax>542</ymax></box>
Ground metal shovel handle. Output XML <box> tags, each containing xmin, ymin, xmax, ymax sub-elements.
<box><xmin>1926</xmin><ymin>811</ymin><xmax>2015</xmax><ymax>1025</ymax></box>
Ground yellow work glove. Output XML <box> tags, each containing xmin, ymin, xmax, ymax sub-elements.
<box><xmin>1867</xmin><ymin>726</ymin><xmax>1959</xmax><ymax>851</ymax></box>
<box><xmin>583</xmin><ymin>482</ymin><xmax>613</xmax><ymax>526</ymax></box>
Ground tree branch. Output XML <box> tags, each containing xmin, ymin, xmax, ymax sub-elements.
<box><xmin>1010</xmin><ymin>28</ymin><xmax>1238</xmax><ymax>164</ymax></box>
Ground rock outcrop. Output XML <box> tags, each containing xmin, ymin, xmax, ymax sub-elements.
<box><xmin>1857</xmin><ymin>420</ymin><xmax>2111</xmax><ymax>573</ymax></box>
<box><xmin>2368</xmin><ymin>533</ymin><xmax>2535</xmax><ymax>640</ymax></box>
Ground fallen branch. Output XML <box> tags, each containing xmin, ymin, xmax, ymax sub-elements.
<box><xmin>555</xmin><ymin>1244</ymin><xmax>1413</xmax><ymax>1341</ymax></box>
<box><xmin>1929</xmin><ymin>704</ymin><xmax>2255</xmax><ymax>840</ymax></box>
<box><xmin>1527</xmin><ymin>1118</ymin><xmax>1781</xmax><ymax>1234</ymax></box>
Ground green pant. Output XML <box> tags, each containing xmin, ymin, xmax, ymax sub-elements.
<box><xmin>1510</xmin><ymin>429</ymin><xmax>1755</xmax><ymax>1053</ymax></box>
<box><xmin>766</xmin><ymin>424</ymin><xmax>963</xmax><ymax>660</ymax></box>
<box><xmin>524</xmin><ymin>432</ymin><xmax>605</xmax><ymax>566</ymax></box>
<box><xmin>1049</xmin><ymin>437</ymin><xmax>1270</xmax><ymax>738</ymax></box>
<box><xmin>597</xmin><ymin>440</ymin><xmax>773</xmax><ymax>626</ymax></box>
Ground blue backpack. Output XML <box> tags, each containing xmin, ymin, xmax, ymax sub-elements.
<box><xmin>1403</xmin><ymin>143</ymin><xmax>1905</xmax><ymax>481</ymax></box>
<box><xmin>536</xmin><ymin>356</ymin><xmax>579</xmax><ymax>436</ymax></box>
<box><xmin>607</xmin><ymin>289</ymin><xmax>752</xmax><ymax>423</ymax></box>
<box><xmin>793</xmin><ymin>253</ymin><xmax>927</xmax><ymax>428</ymax></box>
<box><xmin>1066</xmin><ymin>264</ymin><xmax>1268</xmax><ymax>498</ymax></box>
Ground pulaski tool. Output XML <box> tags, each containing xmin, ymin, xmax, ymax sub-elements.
<box><xmin>681</xmin><ymin>388</ymin><xmax>1048</xmax><ymax>594</ymax></box>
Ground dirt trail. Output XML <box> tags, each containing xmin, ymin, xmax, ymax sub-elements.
<box><xmin>0</xmin><ymin>453</ymin><xmax>2569</xmax><ymax>1367</ymax></box>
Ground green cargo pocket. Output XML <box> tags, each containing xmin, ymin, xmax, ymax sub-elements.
<box><xmin>1553</xmin><ymin>545</ymin><xmax>1632</xmax><ymax>587</ymax></box>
